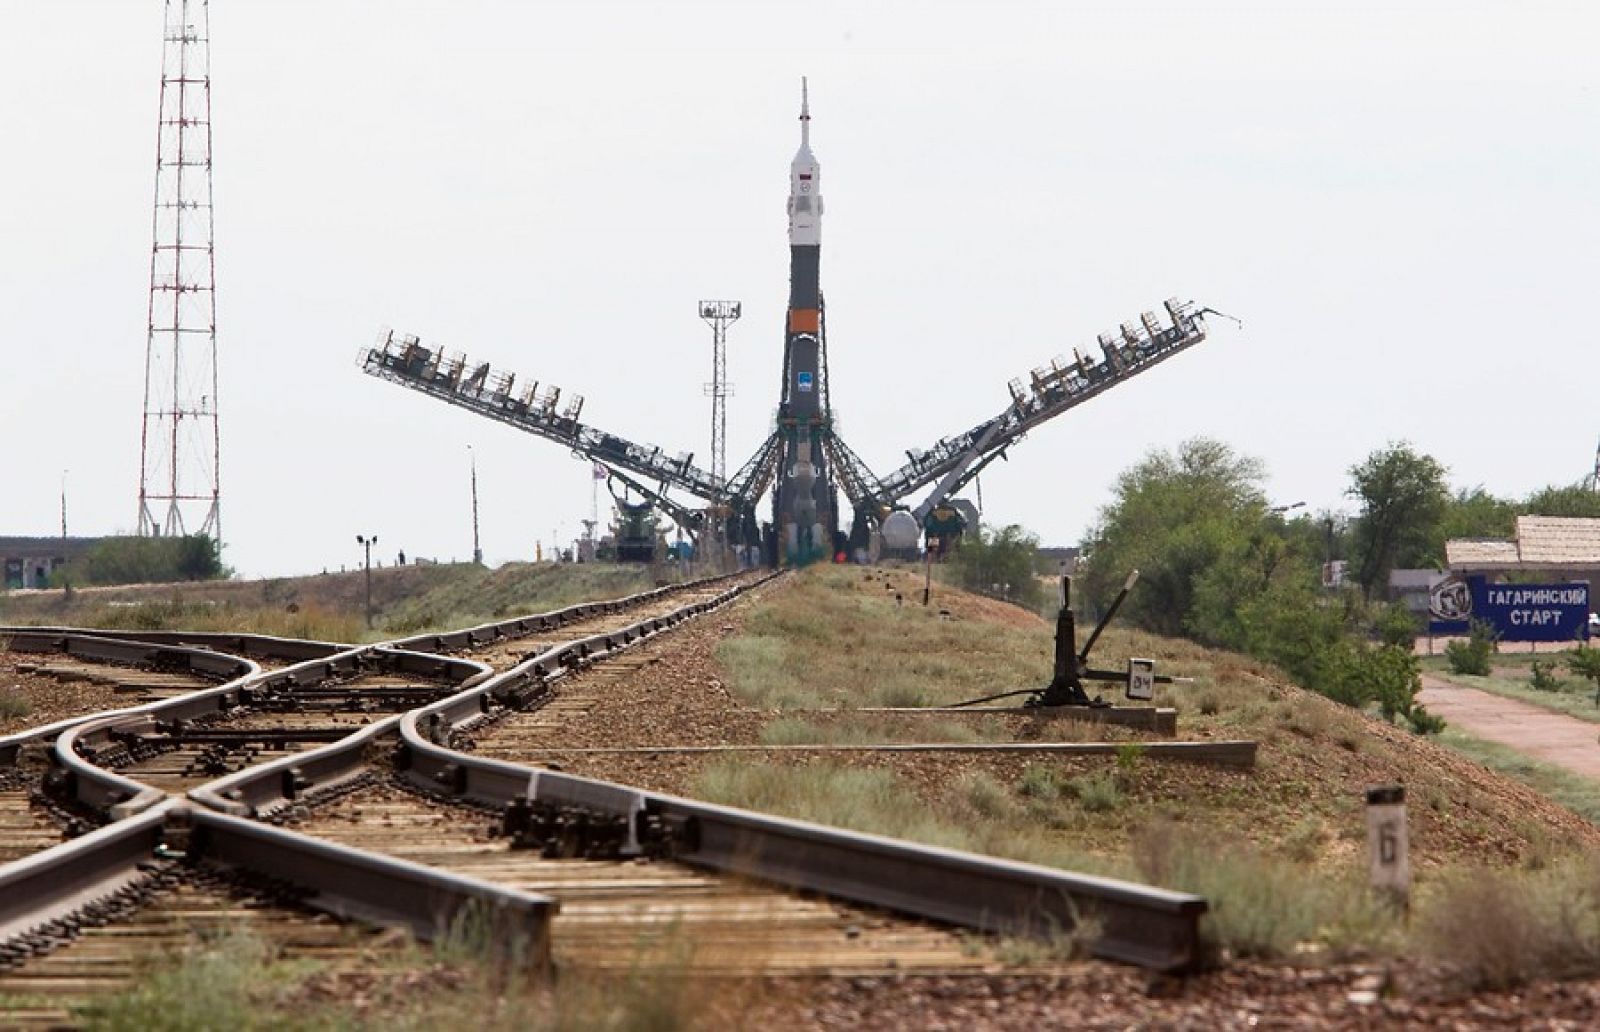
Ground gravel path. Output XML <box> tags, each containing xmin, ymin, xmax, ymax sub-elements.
<box><xmin>1418</xmin><ymin>674</ymin><xmax>1600</xmax><ymax>777</ymax></box>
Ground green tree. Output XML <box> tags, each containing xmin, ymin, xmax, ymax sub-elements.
<box><xmin>1523</xmin><ymin>484</ymin><xmax>1600</xmax><ymax>519</ymax></box>
<box><xmin>1441</xmin><ymin>486</ymin><xmax>1517</xmax><ymax>541</ymax></box>
<box><xmin>1347</xmin><ymin>442</ymin><xmax>1449</xmax><ymax>598</ymax></box>
<box><xmin>1081</xmin><ymin>438</ymin><xmax>1267</xmax><ymax>637</ymax></box>
<box><xmin>944</xmin><ymin>523</ymin><xmax>1045</xmax><ymax>610</ymax></box>
<box><xmin>59</xmin><ymin>535</ymin><xmax>228</xmax><ymax>587</ymax></box>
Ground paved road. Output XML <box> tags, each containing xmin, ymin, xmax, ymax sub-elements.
<box><xmin>1418</xmin><ymin>674</ymin><xmax>1600</xmax><ymax>778</ymax></box>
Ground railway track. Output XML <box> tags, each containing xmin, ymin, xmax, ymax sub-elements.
<box><xmin>287</xmin><ymin>779</ymin><xmax>987</xmax><ymax>976</ymax></box>
<box><xmin>1</xmin><ymin>570</ymin><xmax>1212</xmax><ymax>1025</ymax></box>
<box><xmin>0</xmin><ymin>574</ymin><xmax>766</xmax><ymax>1020</ymax></box>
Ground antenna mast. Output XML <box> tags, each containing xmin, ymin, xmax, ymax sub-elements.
<box><xmin>138</xmin><ymin>0</ymin><xmax>221</xmax><ymax>542</ymax></box>
<box><xmin>700</xmin><ymin>300</ymin><xmax>742</xmax><ymax>497</ymax></box>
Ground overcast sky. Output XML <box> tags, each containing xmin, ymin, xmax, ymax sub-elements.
<box><xmin>1</xmin><ymin>1</ymin><xmax>1595</xmax><ymax>577</ymax></box>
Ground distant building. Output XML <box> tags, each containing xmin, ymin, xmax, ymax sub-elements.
<box><xmin>1388</xmin><ymin>568</ymin><xmax>1447</xmax><ymax>615</ymax></box>
<box><xmin>1446</xmin><ymin>515</ymin><xmax>1600</xmax><ymax>607</ymax></box>
<box><xmin>1038</xmin><ymin>546</ymin><xmax>1082</xmax><ymax>574</ymax></box>
<box><xmin>0</xmin><ymin>536</ymin><xmax>104</xmax><ymax>590</ymax></box>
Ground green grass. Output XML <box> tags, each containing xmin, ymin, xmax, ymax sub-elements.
<box><xmin>1423</xmin><ymin>662</ymin><xmax>1600</xmax><ymax>725</ymax></box>
<box><xmin>1436</xmin><ymin>727</ymin><xmax>1600</xmax><ymax>823</ymax></box>
<box><xmin>78</xmin><ymin>929</ymin><xmax>323</xmax><ymax>1031</ymax></box>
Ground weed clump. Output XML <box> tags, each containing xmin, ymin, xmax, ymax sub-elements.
<box><xmin>1072</xmin><ymin>772</ymin><xmax>1121</xmax><ymax>813</ymax></box>
<box><xmin>1133</xmin><ymin>820</ymin><xmax>1399</xmax><ymax>960</ymax></box>
<box><xmin>0</xmin><ymin>691</ymin><xmax>31</xmax><ymax>720</ymax></box>
<box><xmin>1414</xmin><ymin>861</ymin><xmax>1600</xmax><ymax>990</ymax></box>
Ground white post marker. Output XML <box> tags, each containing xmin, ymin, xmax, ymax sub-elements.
<box><xmin>1126</xmin><ymin>658</ymin><xmax>1156</xmax><ymax>701</ymax></box>
<box><xmin>1365</xmin><ymin>784</ymin><xmax>1410</xmax><ymax>907</ymax></box>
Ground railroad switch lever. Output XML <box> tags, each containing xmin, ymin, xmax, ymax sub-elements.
<box><xmin>1029</xmin><ymin>570</ymin><xmax>1175</xmax><ymax>708</ymax></box>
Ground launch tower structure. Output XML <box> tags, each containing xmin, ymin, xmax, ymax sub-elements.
<box><xmin>137</xmin><ymin>0</ymin><xmax>222</xmax><ymax>541</ymax></box>
<box><xmin>361</xmin><ymin>80</ymin><xmax>1217</xmax><ymax>567</ymax></box>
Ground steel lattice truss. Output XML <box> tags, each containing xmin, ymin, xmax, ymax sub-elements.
<box><xmin>359</xmin><ymin>297</ymin><xmax>1210</xmax><ymax>541</ymax></box>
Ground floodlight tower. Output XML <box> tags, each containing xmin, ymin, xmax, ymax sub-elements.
<box><xmin>137</xmin><ymin>0</ymin><xmax>221</xmax><ymax>542</ymax></box>
<box><xmin>699</xmin><ymin>301</ymin><xmax>741</xmax><ymax>497</ymax></box>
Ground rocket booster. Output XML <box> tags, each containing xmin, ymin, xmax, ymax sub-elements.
<box><xmin>775</xmin><ymin>77</ymin><xmax>833</xmax><ymax>565</ymax></box>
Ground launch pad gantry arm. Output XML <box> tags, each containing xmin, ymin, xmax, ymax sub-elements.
<box><xmin>868</xmin><ymin>298</ymin><xmax>1212</xmax><ymax>517</ymax></box>
<box><xmin>361</xmin><ymin>331</ymin><xmax>725</xmax><ymax>506</ymax></box>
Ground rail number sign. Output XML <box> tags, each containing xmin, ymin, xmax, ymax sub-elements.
<box><xmin>1364</xmin><ymin>784</ymin><xmax>1410</xmax><ymax>905</ymax></box>
<box><xmin>1126</xmin><ymin>657</ymin><xmax>1156</xmax><ymax>701</ymax></box>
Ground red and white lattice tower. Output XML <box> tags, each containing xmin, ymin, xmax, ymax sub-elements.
<box><xmin>138</xmin><ymin>0</ymin><xmax>221</xmax><ymax>541</ymax></box>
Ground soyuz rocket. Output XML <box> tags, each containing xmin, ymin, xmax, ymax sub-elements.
<box><xmin>773</xmin><ymin>78</ymin><xmax>836</xmax><ymax>566</ymax></box>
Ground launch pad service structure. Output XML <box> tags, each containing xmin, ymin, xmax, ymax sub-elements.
<box><xmin>362</xmin><ymin>80</ymin><xmax>1217</xmax><ymax>568</ymax></box>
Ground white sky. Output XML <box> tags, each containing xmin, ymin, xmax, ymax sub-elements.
<box><xmin>1</xmin><ymin>1</ymin><xmax>1595</xmax><ymax>576</ymax></box>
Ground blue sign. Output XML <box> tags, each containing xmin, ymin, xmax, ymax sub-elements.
<box><xmin>797</xmin><ymin>371</ymin><xmax>813</xmax><ymax>392</ymax></box>
<box><xmin>1428</xmin><ymin>575</ymin><xmax>1590</xmax><ymax>642</ymax></box>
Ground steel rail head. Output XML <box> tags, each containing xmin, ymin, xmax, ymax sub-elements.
<box><xmin>1</xmin><ymin>633</ymin><xmax>263</xmax><ymax>769</ymax></box>
<box><xmin>185</xmin><ymin>806</ymin><xmax>556</xmax><ymax>964</ymax></box>
<box><xmin>394</xmin><ymin>746</ymin><xmax>1208</xmax><ymax>972</ymax></box>
<box><xmin>182</xmin><ymin>573</ymin><xmax>782</xmax><ymax>821</ymax></box>
<box><xmin>13</xmin><ymin>575</ymin><xmax>751</xmax><ymax>823</ymax></box>
<box><xmin>3</xmin><ymin>626</ymin><xmax>354</xmax><ymax>660</ymax></box>
<box><xmin>0</xmin><ymin>800</ymin><xmax>555</xmax><ymax>970</ymax></box>
<box><xmin>0</xmin><ymin>798</ymin><xmax>177</xmax><ymax>944</ymax></box>
<box><xmin>46</xmin><ymin>643</ymin><xmax>490</xmax><ymax>822</ymax></box>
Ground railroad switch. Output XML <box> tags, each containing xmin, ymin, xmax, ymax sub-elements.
<box><xmin>1029</xmin><ymin>571</ymin><xmax>1179</xmax><ymax>708</ymax></box>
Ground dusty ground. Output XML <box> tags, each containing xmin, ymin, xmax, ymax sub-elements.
<box><xmin>0</xmin><ymin>654</ymin><xmax>153</xmax><ymax>736</ymax></box>
<box><xmin>1419</xmin><ymin>674</ymin><xmax>1600</xmax><ymax>778</ymax></box>
<box><xmin>731</xmin><ymin>964</ymin><xmax>1600</xmax><ymax>1030</ymax></box>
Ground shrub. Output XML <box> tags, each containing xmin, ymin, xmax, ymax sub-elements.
<box><xmin>58</xmin><ymin>534</ymin><xmax>227</xmax><ymax>587</ymax></box>
<box><xmin>1530</xmin><ymin>659</ymin><xmax>1564</xmax><ymax>692</ymax></box>
<box><xmin>1567</xmin><ymin>645</ymin><xmax>1600</xmax><ymax>704</ymax></box>
<box><xmin>1072</xmin><ymin>772</ymin><xmax>1121</xmax><ymax>813</ymax></box>
<box><xmin>1373</xmin><ymin>603</ymin><xmax>1420</xmax><ymax>649</ymax></box>
<box><xmin>1445</xmin><ymin>620</ymin><xmax>1497</xmax><ymax>676</ymax></box>
<box><xmin>0</xmin><ymin>692</ymin><xmax>31</xmax><ymax>720</ymax></box>
<box><xmin>1017</xmin><ymin>764</ymin><xmax>1065</xmax><ymax>801</ymax></box>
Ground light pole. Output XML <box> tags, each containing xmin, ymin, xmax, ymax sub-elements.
<box><xmin>356</xmin><ymin>534</ymin><xmax>378</xmax><ymax>628</ymax></box>
<box><xmin>468</xmin><ymin>445</ymin><xmax>482</xmax><ymax>565</ymax></box>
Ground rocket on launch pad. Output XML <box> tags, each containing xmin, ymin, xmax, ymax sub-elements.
<box><xmin>774</xmin><ymin>78</ymin><xmax>836</xmax><ymax>566</ymax></box>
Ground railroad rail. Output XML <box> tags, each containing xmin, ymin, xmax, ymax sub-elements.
<box><xmin>0</xmin><ymin>573</ymin><xmax>773</xmax><ymax>1017</ymax></box>
<box><xmin>191</xmin><ymin>571</ymin><xmax>1210</xmax><ymax>972</ymax></box>
<box><xmin>1</xmin><ymin>568</ymin><xmax>1213</xmax><ymax>1025</ymax></box>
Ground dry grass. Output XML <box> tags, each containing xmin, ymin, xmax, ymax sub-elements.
<box><xmin>3</xmin><ymin>562</ymin><xmax>659</xmax><ymax>645</ymax></box>
<box><xmin>716</xmin><ymin>567</ymin><xmax>1052</xmax><ymax>711</ymax></box>
<box><xmin>0</xmin><ymin>690</ymin><xmax>32</xmax><ymax>720</ymax></box>
<box><xmin>1414</xmin><ymin>860</ymin><xmax>1600</xmax><ymax>990</ymax></box>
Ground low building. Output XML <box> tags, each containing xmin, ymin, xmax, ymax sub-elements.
<box><xmin>0</xmin><ymin>536</ymin><xmax>104</xmax><ymax>590</ymax></box>
<box><xmin>1445</xmin><ymin>516</ymin><xmax>1600</xmax><ymax>605</ymax></box>
<box><xmin>1388</xmin><ymin>568</ymin><xmax>1447</xmax><ymax>615</ymax></box>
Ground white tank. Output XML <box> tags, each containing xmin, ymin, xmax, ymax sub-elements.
<box><xmin>880</xmin><ymin>511</ymin><xmax>920</xmax><ymax>550</ymax></box>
